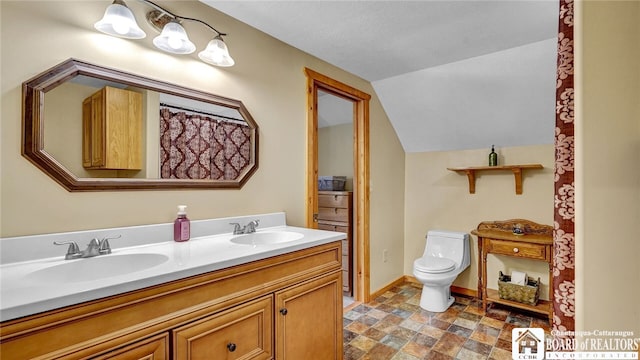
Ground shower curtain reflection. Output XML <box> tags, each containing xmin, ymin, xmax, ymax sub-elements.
<box><xmin>159</xmin><ymin>108</ymin><xmax>251</xmax><ymax>180</ymax></box>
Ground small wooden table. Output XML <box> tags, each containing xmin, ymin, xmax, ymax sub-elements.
<box><xmin>472</xmin><ymin>219</ymin><xmax>553</xmax><ymax>322</ymax></box>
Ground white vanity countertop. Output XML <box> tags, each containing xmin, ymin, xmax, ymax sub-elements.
<box><xmin>0</xmin><ymin>213</ymin><xmax>346</xmax><ymax>322</ymax></box>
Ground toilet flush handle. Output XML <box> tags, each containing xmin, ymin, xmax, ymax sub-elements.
<box><xmin>513</xmin><ymin>247</ymin><xmax>519</xmax><ymax>253</ymax></box>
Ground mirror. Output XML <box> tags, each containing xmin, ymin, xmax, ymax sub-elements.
<box><xmin>23</xmin><ymin>59</ymin><xmax>258</xmax><ymax>191</ymax></box>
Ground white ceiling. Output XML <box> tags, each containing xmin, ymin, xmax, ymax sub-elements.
<box><xmin>201</xmin><ymin>0</ymin><xmax>560</xmax><ymax>152</ymax></box>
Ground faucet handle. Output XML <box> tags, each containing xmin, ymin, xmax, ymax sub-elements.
<box><xmin>246</xmin><ymin>220</ymin><xmax>260</xmax><ymax>233</ymax></box>
<box><xmin>230</xmin><ymin>222</ymin><xmax>243</xmax><ymax>234</ymax></box>
<box><xmin>53</xmin><ymin>241</ymin><xmax>81</xmax><ymax>260</ymax></box>
<box><xmin>98</xmin><ymin>235</ymin><xmax>121</xmax><ymax>255</ymax></box>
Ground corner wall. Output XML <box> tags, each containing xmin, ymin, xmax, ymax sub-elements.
<box><xmin>404</xmin><ymin>145</ymin><xmax>555</xmax><ymax>296</ymax></box>
<box><xmin>576</xmin><ymin>0</ymin><xmax>640</xmax><ymax>333</ymax></box>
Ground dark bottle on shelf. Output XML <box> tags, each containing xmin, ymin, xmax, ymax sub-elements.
<box><xmin>489</xmin><ymin>145</ymin><xmax>498</xmax><ymax>166</ymax></box>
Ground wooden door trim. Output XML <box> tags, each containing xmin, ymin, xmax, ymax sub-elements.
<box><xmin>304</xmin><ymin>68</ymin><xmax>371</xmax><ymax>303</ymax></box>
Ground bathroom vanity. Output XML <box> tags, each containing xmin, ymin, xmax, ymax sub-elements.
<box><xmin>0</xmin><ymin>213</ymin><xmax>345</xmax><ymax>359</ymax></box>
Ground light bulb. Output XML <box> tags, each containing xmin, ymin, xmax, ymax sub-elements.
<box><xmin>112</xmin><ymin>19</ymin><xmax>130</xmax><ymax>35</ymax></box>
<box><xmin>94</xmin><ymin>0</ymin><xmax>146</xmax><ymax>39</ymax></box>
<box><xmin>168</xmin><ymin>37</ymin><xmax>182</xmax><ymax>50</ymax></box>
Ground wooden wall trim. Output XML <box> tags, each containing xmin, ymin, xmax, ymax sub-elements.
<box><xmin>365</xmin><ymin>275</ymin><xmax>480</xmax><ymax>301</ymax></box>
<box><xmin>304</xmin><ymin>67</ymin><xmax>371</xmax><ymax>303</ymax></box>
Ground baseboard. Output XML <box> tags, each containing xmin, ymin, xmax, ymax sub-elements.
<box><xmin>403</xmin><ymin>275</ymin><xmax>478</xmax><ymax>298</ymax></box>
<box><xmin>369</xmin><ymin>276</ymin><xmax>407</xmax><ymax>300</ymax></box>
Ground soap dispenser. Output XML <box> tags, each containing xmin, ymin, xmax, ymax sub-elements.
<box><xmin>174</xmin><ymin>205</ymin><xmax>190</xmax><ymax>242</ymax></box>
<box><xmin>489</xmin><ymin>145</ymin><xmax>498</xmax><ymax>166</ymax></box>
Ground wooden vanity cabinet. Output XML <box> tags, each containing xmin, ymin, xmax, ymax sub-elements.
<box><xmin>0</xmin><ymin>242</ymin><xmax>343</xmax><ymax>360</ymax></box>
<box><xmin>275</xmin><ymin>272</ymin><xmax>342</xmax><ymax>359</ymax></box>
<box><xmin>82</xmin><ymin>86</ymin><xmax>142</xmax><ymax>170</ymax></box>
<box><xmin>317</xmin><ymin>191</ymin><xmax>353</xmax><ymax>295</ymax></box>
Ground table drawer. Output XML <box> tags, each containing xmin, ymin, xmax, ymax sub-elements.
<box><xmin>488</xmin><ymin>239</ymin><xmax>547</xmax><ymax>260</ymax></box>
<box><xmin>319</xmin><ymin>194</ymin><xmax>349</xmax><ymax>208</ymax></box>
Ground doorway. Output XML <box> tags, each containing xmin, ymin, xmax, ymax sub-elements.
<box><xmin>304</xmin><ymin>68</ymin><xmax>371</xmax><ymax>305</ymax></box>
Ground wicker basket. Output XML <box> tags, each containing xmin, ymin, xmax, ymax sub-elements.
<box><xmin>497</xmin><ymin>271</ymin><xmax>540</xmax><ymax>305</ymax></box>
<box><xmin>318</xmin><ymin>176</ymin><xmax>346</xmax><ymax>191</ymax></box>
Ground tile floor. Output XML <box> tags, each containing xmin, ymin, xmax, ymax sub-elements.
<box><xmin>343</xmin><ymin>283</ymin><xmax>550</xmax><ymax>360</ymax></box>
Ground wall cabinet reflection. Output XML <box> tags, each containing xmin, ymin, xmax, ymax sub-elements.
<box><xmin>82</xmin><ymin>86</ymin><xmax>143</xmax><ymax>171</ymax></box>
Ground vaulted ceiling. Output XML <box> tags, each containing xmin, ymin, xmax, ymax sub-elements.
<box><xmin>202</xmin><ymin>0</ymin><xmax>559</xmax><ymax>152</ymax></box>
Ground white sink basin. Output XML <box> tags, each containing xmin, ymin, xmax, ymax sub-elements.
<box><xmin>26</xmin><ymin>253</ymin><xmax>169</xmax><ymax>283</ymax></box>
<box><xmin>230</xmin><ymin>231</ymin><xmax>304</xmax><ymax>246</ymax></box>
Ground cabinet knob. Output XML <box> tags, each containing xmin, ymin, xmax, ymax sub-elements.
<box><xmin>280</xmin><ymin>308</ymin><xmax>288</xmax><ymax>316</ymax></box>
<box><xmin>227</xmin><ymin>343</ymin><xmax>237</xmax><ymax>352</ymax></box>
<box><xmin>513</xmin><ymin>247</ymin><xmax>519</xmax><ymax>253</ymax></box>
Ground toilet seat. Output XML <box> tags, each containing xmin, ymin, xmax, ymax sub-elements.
<box><xmin>414</xmin><ymin>256</ymin><xmax>455</xmax><ymax>274</ymax></box>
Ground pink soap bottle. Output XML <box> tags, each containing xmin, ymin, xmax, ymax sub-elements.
<box><xmin>174</xmin><ymin>205</ymin><xmax>190</xmax><ymax>242</ymax></box>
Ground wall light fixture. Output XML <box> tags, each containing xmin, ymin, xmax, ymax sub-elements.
<box><xmin>95</xmin><ymin>0</ymin><xmax>235</xmax><ymax>67</ymax></box>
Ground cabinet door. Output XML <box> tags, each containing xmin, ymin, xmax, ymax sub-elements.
<box><xmin>275</xmin><ymin>272</ymin><xmax>342</xmax><ymax>360</ymax></box>
<box><xmin>173</xmin><ymin>296</ymin><xmax>273</xmax><ymax>360</ymax></box>
<box><xmin>90</xmin><ymin>91</ymin><xmax>105</xmax><ymax>167</ymax></box>
<box><xmin>82</xmin><ymin>97</ymin><xmax>92</xmax><ymax>168</ymax></box>
<box><xmin>91</xmin><ymin>333</ymin><xmax>169</xmax><ymax>360</ymax></box>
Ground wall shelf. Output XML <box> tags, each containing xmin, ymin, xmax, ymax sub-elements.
<box><xmin>447</xmin><ymin>164</ymin><xmax>543</xmax><ymax>194</ymax></box>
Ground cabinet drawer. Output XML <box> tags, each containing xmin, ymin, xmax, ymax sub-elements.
<box><xmin>342</xmin><ymin>270</ymin><xmax>350</xmax><ymax>288</ymax></box>
<box><xmin>319</xmin><ymin>194</ymin><xmax>349</xmax><ymax>208</ymax></box>
<box><xmin>488</xmin><ymin>239</ymin><xmax>547</xmax><ymax>260</ymax></box>
<box><xmin>92</xmin><ymin>333</ymin><xmax>169</xmax><ymax>360</ymax></box>
<box><xmin>342</xmin><ymin>239</ymin><xmax>350</xmax><ymax>255</ymax></box>
<box><xmin>173</xmin><ymin>296</ymin><xmax>273</xmax><ymax>360</ymax></box>
<box><xmin>318</xmin><ymin>207</ymin><xmax>350</xmax><ymax>222</ymax></box>
<box><xmin>342</xmin><ymin>254</ymin><xmax>350</xmax><ymax>271</ymax></box>
<box><xmin>317</xmin><ymin>223</ymin><xmax>349</xmax><ymax>234</ymax></box>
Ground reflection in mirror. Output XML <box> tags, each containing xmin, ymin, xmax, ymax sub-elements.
<box><xmin>158</xmin><ymin>94</ymin><xmax>252</xmax><ymax>181</ymax></box>
<box><xmin>24</xmin><ymin>59</ymin><xmax>258</xmax><ymax>191</ymax></box>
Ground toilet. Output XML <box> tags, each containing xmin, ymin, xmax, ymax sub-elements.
<box><xmin>413</xmin><ymin>230</ymin><xmax>470</xmax><ymax>312</ymax></box>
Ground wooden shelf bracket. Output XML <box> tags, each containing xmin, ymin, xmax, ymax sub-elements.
<box><xmin>447</xmin><ymin>164</ymin><xmax>544</xmax><ymax>195</ymax></box>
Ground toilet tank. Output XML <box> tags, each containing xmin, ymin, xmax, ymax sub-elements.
<box><xmin>423</xmin><ymin>230</ymin><xmax>470</xmax><ymax>268</ymax></box>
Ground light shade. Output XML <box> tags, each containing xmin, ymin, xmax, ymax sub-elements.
<box><xmin>153</xmin><ymin>21</ymin><xmax>196</xmax><ymax>55</ymax></box>
<box><xmin>94</xmin><ymin>0</ymin><xmax>146</xmax><ymax>39</ymax></box>
<box><xmin>198</xmin><ymin>37</ymin><xmax>235</xmax><ymax>67</ymax></box>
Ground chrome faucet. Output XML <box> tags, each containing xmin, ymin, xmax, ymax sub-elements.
<box><xmin>230</xmin><ymin>220</ymin><xmax>260</xmax><ymax>235</ymax></box>
<box><xmin>245</xmin><ymin>220</ymin><xmax>259</xmax><ymax>233</ymax></box>
<box><xmin>54</xmin><ymin>235</ymin><xmax>120</xmax><ymax>260</ymax></box>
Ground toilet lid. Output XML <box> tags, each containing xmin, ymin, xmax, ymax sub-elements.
<box><xmin>414</xmin><ymin>256</ymin><xmax>456</xmax><ymax>274</ymax></box>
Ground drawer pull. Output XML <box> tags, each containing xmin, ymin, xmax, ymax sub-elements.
<box><xmin>280</xmin><ymin>308</ymin><xmax>288</xmax><ymax>316</ymax></box>
<box><xmin>334</xmin><ymin>208</ymin><xmax>338</xmax><ymax>214</ymax></box>
<box><xmin>334</xmin><ymin>195</ymin><xmax>339</xmax><ymax>201</ymax></box>
<box><xmin>513</xmin><ymin>247</ymin><xmax>519</xmax><ymax>253</ymax></box>
<box><xmin>227</xmin><ymin>343</ymin><xmax>237</xmax><ymax>352</ymax></box>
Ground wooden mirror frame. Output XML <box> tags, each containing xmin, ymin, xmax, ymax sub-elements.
<box><xmin>22</xmin><ymin>59</ymin><xmax>258</xmax><ymax>191</ymax></box>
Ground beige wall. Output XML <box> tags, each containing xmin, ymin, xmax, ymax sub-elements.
<box><xmin>0</xmin><ymin>0</ymin><xmax>406</xmax><ymax>292</ymax></box>
<box><xmin>576</xmin><ymin>0</ymin><xmax>640</xmax><ymax>332</ymax></box>
<box><xmin>404</xmin><ymin>145</ymin><xmax>555</xmax><ymax>298</ymax></box>
<box><xmin>319</xmin><ymin>123</ymin><xmax>354</xmax><ymax>191</ymax></box>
